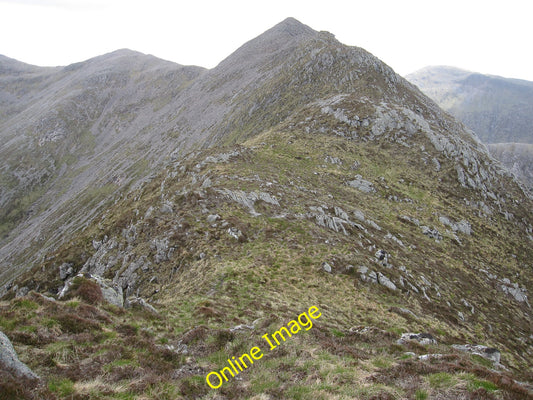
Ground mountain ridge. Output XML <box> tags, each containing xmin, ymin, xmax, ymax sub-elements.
<box><xmin>0</xmin><ymin>54</ymin><xmax>52</xmax><ymax>72</ymax></box>
<box><xmin>1</xmin><ymin>18</ymin><xmax>532</xmax><ymax>399</ymax></box>
<box><xmin>0</xmin><ymin>16</ymin><xmax>420</xmax><ymax>283</ymax></box>
<box><xmin>2</xmin><ymin>19</ymin><xmax>529</xmax><ymax>293</ymax></box>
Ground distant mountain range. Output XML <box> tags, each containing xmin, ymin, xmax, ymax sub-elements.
<box><xmin>407</xmin><ymin>66</ymin><xmax>533</xmax><ymax>188</ymax></box>
<box><xmin>1</xmin><ymin>19</ymin><xmax>532</xmax><ymax>399</ymax></box>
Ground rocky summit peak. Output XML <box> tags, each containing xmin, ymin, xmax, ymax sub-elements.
<box><xmin>214</xmin><ymin>17</ymin><xmax>320</xmax><ymax>71</ymax></box>
<box><xmin>269</xmin><ymin>17</ymin><xmax>317</xmax><ymax>37</ymax></box>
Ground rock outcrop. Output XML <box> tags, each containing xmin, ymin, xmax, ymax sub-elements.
<box><xmin>0</xmin><ymin>330</ymin><xmax>39</xmax><ymax>380</ymax></box>
<box><xmin>452</xmin><ymin>344</ymin><xmax>501</xmax><ymax>364</ymax></box>
<box><xmin>397</xmin><ymin>332</ymin><xmax>437</xmax><ymax>346</ymax></box>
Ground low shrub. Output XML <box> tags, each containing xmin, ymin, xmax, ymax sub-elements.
<box><xmin>69</xmin><ymin>278</ymin><xmax>104</xmax><ymax>305</ymax></box>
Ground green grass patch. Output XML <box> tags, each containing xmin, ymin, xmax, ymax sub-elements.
<box><xmin>12</xmin><ymin>298</ymin><xmax>39</xmax><ymax>310</ymax></box>
<box><xmin>0</xmin><ymin>316</ymin><xmax>16</xmax><ymax>331</ymax></box>
<box><xmin>103</xmin><ymin>358</ymin><xmax>138</xmax><ymax>373</ymax></box>
<box><xmin>19</xmin><ymin>325</ymin><xmax>37</xmax><ymax>333</ymax></box>
<box><xmin>41</xmin><ymin>317</ymin><xmax>60</xmax><ymax>328</ymax></box>
<box><xmin>387</xmin><ymin>326</ymin><xmax>404</xmax><ymax>335</ymax></box>
<box><xmin>111</xmin><ymin>393</ymin><xmax>136</xmax><ymax>400</ymax></box>
<box><xmin>48</xmin><ymin>378</ymin><xmax>75</xmax><ymax>396</ymax></box>
<box><xmin>470</xmin><ymin>354</ymin><xmax>494</xmax><ymax>368</ymax></box>
<box><xmin>66</xmin><ymin>300</ymin><xmax>80</xmax><ymax>308</ymax></box>
<box><xmin>371</xmin><ymin>356</ymin><xmax>394</xmax><ymax>369</ymax></box>
<box><xmin>427</xmin><ymin>372</ymin><xmax>456</xmax><ymax>389</ymax></box>
<box><xmin>331</xmin><ymin>328</ymin><xmax>345</xmax><ymax>337</ymax></box>
<box><xmin>415</xmin><ymin>389</ymin><xmax>428</xmax><ymax>400</ymax></box>
<box><xmin>465</xmin><ymin>374</ymin><xmax>499</xmax><ymax>392</ymax></box>
<box><xmin>99</xmin><ymin>330</ymin><xmax>117</xmax><ymax>341</ymax></box>
<box><xmin>286</xmin><ymin>384</ymin><xmax>313</xmax><ymax>399</ymax></box>
<box><xmin>250</xmin><ymin>375</ymin><xmax>281</xmax><ymax>394</ymax></box>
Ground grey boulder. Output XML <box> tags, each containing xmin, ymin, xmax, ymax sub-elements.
<box><xmin>0</xmin><ymin>330</ymin><xmax>39</xmax><ymax>380</ymax></box>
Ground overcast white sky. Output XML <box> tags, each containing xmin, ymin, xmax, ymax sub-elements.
<box><xmin>1</xmin><ymin>0</ymin><xmax>532</xmax><ymax>80</ymax></box>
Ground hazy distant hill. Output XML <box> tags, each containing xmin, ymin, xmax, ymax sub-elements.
<box><xmin>407</xmin><ymin>66</ymin><xmax>533</xmax><ymax>144</ymax></box>
<box><xmin>487</xmin><ymin>142</ymin><xmax>533</xmax><ymax>190</ymax></box>
<box><xmin>1</xmin><ymin>19</ymin><xmax>532</xmax><ymax>399</ymax></box>
<box><xmin>407</xmin><ymin>66</ymin><xmax>533</xmax><ymax>188</ymax></box>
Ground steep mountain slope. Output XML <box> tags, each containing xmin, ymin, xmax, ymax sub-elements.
<box><xmin>406</xmin><ymin>66</ymin><xmax>533</xmax><ymax>145</ymax></box>
<box><xmin>1</xmin><ymin>19</ymin><xmax>533</xmax><ymax>400</ymax></box>
<box><xmin>0</xmin><ymin>54</ymin><xmax>61</xmax><ymax>119</ymax></box>
<box><xmin>0</xmin><ymin>50</ymin><xmax>206</xmax><ymax>282</ymax></box>
<box><xmin>1</xmin><ymin>18</ymin><xmax>402</xmax><ymax>284</ymax></box>
<box><xmin>487</xmin><ymin>143</ymin><xmax>533</xmax><ymax>190</ymax></box>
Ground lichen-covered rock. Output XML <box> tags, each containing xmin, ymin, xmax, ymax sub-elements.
<box><xmin>357</xmin><ymin>266</ymin><xmax>378</xmax><ymax>284</ymax></box>
<box><xmin>59</xmin><ymin>262</ymin><xmax>74</xmax><ymax>280</ymax></box>
<box><xmin>311</xmin><ymin>208</ymin><xmax>347</xmax><ymax>234</ymax></box>
<box><xmin>122</xmin><ymin>225</ymin><xmax>137</xmax><ymax>244</ymax></box>
<box><xmin>227</xmin><ymin>227</ymin><xmax>244</xmax><ymax>240</ymax></box>
<box><xmin>418</xmin><ymin>353</ymin><xmax>444</xmax><ymax>361</ymax></box>
<box><xmin>397</xmin><ymin>332</ymin><xmax>437</xmax><ymax>346</ymax></box>
<box><xmin>207</xmin><ymin>214</ymin><xmax>220</xmax><ymax>224</ymax></box>
<box><xmin>357</xmin><ymin>265</ymin><xmax>369</xmax><ymax>277</ymax></box>
<box><xmin>347</xmin><ymin>175</ymin><xmax>375</xmax><ymax>193</ymax></box>
<box><xmin>324</xmin><ymin>155</ymin><xmax>343</xmax><ymax>165</ymax></box>
<box><xmin>452</xmin><ymin>344</ymin><xmax>501</xmax><ymax>364</ymax></box>
<box><xmin>385</xmin><ymin>232</ymin><xmax>405</xmax><ymax>247</ymax></box>
<box><xmin>217</xmin><ymin>189</ymin><xmax>280</xmax><ymax>215</ymax></box>
<box><xmin>151</xmin><ymin>238</ymin><xmax>171</xmax><ymax>264</ymax></box>
<box><xmin>389</xmin><ymin>307</ymin><xmax>418</xmax><ymax>319</ymax></box>
<box><xmin>81</xmin><ymin>236</ymin><xmax>120</xmax><ymax>277</ymax></box>
<box><xmin>171</xmin><ymin>361</ymin><xmax>205</xmax><ymax>379</ymax></box>
<box><xmin>230</xmin><ymin>324</ymin><xmax>254</xmax><ymax>332</ymax></box>
<box><xmin>160</xmin><ymin>201</ymin><xmax>174</xmax><ymax>214</ymax></box>
<box><xmin>377</xmin><ymin>272</ymin><xmax>397</xmax><ymax>291</ymax></box>
<box><xmin>91</xmin><ymin>275</ymin><xmax>124</xmax><ymax>307</ymax></box>
<box><xmin>126</xmin><ymin>296</ymin><xmax>158</xmax><ymax>314</ymax></box>
<box><xmin>198</xmin><ymin>150</ymin><xmax>240</xmax><ymax>168</ymax></box>
<box><xmin>375</xmin><ymin>249</ymin><xmax>389</xmax><ymax>267</ymax></box>
<box><xmin>439</xmin><ymin>216</ymin><xmax>472</xmax><ymax>235</ymax></box>
<box><xmin>334</xmin><ymin>206</ymin><xmax>349</xmax><ymax>221</ymax></box>
<box><xmin>0</xmin><ymin>330</ymin><xmax>39</xmax><ymax>380</ymax></box>
<box><xmin>421</xmin><ymin>226</ymin><xmax>442</xmax><ymax>241</ymax></box>
<box><xmin>500</xmin><ymin>279</ymin><xmax>529</xmax><ymax>305</ymax></box>
<box><xmin>15</xmin><ymin>286</ymin><xmax>29</xmax><ymax>298</ymax></box>
<box><xmin>322</xmin><ymin>262</ymin><xmax>332</xmax><ymax>273</ymax></box>
<box><xmin>114</xmin><ymin>256</ymin><xmax>150</xmax><ymax>297</ymax></box>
